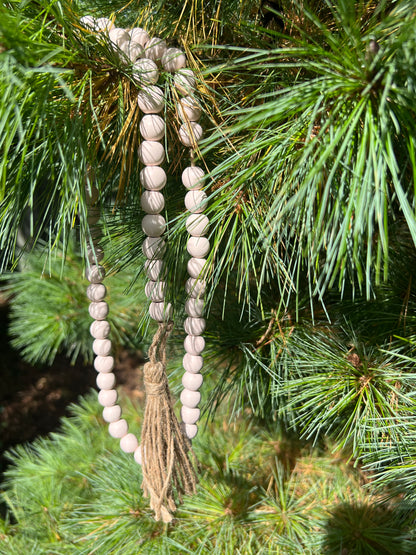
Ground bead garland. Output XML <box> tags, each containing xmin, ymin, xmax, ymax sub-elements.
<box><xmin>82</xmin><ymin>16</ymin><xmax>208</xmax><ymax>520</ymax></box>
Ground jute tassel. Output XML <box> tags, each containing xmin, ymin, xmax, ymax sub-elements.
<box><xmin>141</xmin><ymin>321</ymin><xmax>198</xmax><ymax>522</ymax></box>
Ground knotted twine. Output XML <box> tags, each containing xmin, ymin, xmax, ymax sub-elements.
<box><xmin>141</xmin><ymin>321</ymin><xmax>198</xmax><ymax>522</ymax></box>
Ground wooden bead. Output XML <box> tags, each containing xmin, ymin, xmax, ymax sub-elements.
<box><xmin>109</xmin><ymin>27</ymin><xmax>130</xmax><ymax>47</ymax></box>
<box><xmin>102</xmin><ymin>404</ymin><xmax>122</xmax><ymax>423</ymax></box>
<box><xmin>108</xmin><ymin>419</ymin><xmax>128</xmax><ymax>438</ymax></box>
<box><xmin>178</xmin><ymin>122</ymin><xmax>203</xmax><ymax>147</ymax></box>
<box><xmin>142</xmin><ymin>237</ymin><xmax>166</xmax><ymax>259</ymax></box>
<box><xmin>134</xmin><ymin>445</ymin><xmax>143</xmax><ymax>464</ymax></box>
<box><xmin>80</xmin><ymin>15</ymin><xmax>95</xmax><ymax>29</ymax></box>
<box><xmin>140</xmin><ymin>190</ymin><xmax>165</xmax><ymax>214</ymax></box>
<box><xmin>144</xmin><ymin>259</ymin><xmax>165</xmax><ymax>280</ymax></box>
<box><xmin>93</xmin><ymin>338</ymin><xmax>112</xmax><ymax>356</ymax></box>
<box><xmin>129</xmin><ymin>27</ymin><xmax>150</xmax><ymax>47</ymax></box>
<box><xmin>184</xmin><ymin>423</ymin><xmax>198</xmax><ymax>439</ymax></box>
<box><xmin>185</xmin><ymin>297</ymin><xmax>204</xmax><ymax>318</ymax></box>
<box><xmin>96</xmin><ymin>372</ymin><xmax>116</xmax><ymax>390</ymax></box>
<box><xmin>94</xmin><ymin>17</ymin><xmax>114</xmax><ymax>32</ymax></box>
<box><xmin>126</xmin><ymin>41</ymin><xmax>144</xmax><ymax>63</ymax></box>
<box><xmin>183</xmin><ymin>353</ymin><xmax>203</xmax><ymax>373</ymax></box>
<box><xmin>174</xmin><ymin>69</ymin><xmax>196</xmax><ymax>95</ymax></box>
<box><xmin>162</xmin><ymin>47</ymin><xmax>186</xmax><ymax>72</ymax></box>
<box><xmin>187</xmin><ymin>257</ymin><xmax>206</xmax><ymax>278</ymax></box>
<box><xmin>98</xmin><ymin>389</ymin><xmax>117</xmax><ymax>407</ymax></box>
<box><xmin>180</xmin><ymin>388</ymin><xmax>201</xmax><ymax>408</ymax></box>
<box><xmin>138</xmin><ymin>140</ymin><xmax>165</xmax><ymax>166</ymax></box>
<box><xmin>140</xmin><ymin>166</ymin><xmax>167</xmax><ymax>190</ymax></box>
<box><xmin>132</xmin><ymin>58</ymin><xmax>159</xmax><ymax>85</ymax></box>
<box><xmin>87</xmin><ymin>283</ymin><xmax>106</xmax><ymax>302</ymax></box>
<box><xmin>182</xmin><ymin>166</ymin><xmax>205</xmax><ymax>190</ymax></box>
<box><xmin>184</xmin><ymin>317</ymin><xmax>206</xmax><ymax>336</ymax></box>
<box><xmin>145</xmin><ymin>37</ymin><xmax>167</xmax><ymax>62</ymax></box>
<box><xmin>149</xmin><ymin>301</ymin><xmax>172</xmax><ymax>322</ymax></box>
<box><xmin>185</xmin><ymin>190</ymin><xmax>207</xmax><ymax>213</ymax></box>
<box><xmin>141</xmin><ymin>214</ymin><xmax>166</xmax><ymax>237</ymax></box>
<box><xmin>178</xmin><ymin>96</ymin><xmax>201</xmax><ymax>122</ymax></box>
<box><xmin>187</xmin><ymin>236</ymin><xmax>210</xmax><ymax>258</ymax></box>
<box><xmin>182</xmin><ymin>371</ymin><xmax>203</xmax><ymax>391</ymax></box>
<box><xmin>86</xmin><ymin>264</ymin><xmax>105</xmax><ymax>283</ymax></box>
<box><xmin>139</xmin><ymin>114</ymin><xmax>165</xmax><ymax>141</ymax></box>
<box><xmin>88</xmin><ymin>301</ymin><xmax>109</xmax><ymax>320</ymax></box>
<box><xmin>137</xmin><ymin>86</ymin><xmax>164</xmax><ymax>114</ymax></box>
<box><xmin>181</xmin><ymin>406</ymin><xmax>200</xmax><ymax>425</ymax></box>
<box><xmin>90</xmin><ymin>320</ymin><xmax>111</xmax><ymax>339</ymax></box>
<box><xmin>185</xmin><ymin>277</ymin><xmax>206</xmax><ymax>298</ymax></box>
<box><xmin>120</xmin><ymin>433</ymin><xmax>139</xmax><ymax>453</ymax></box>
<box><xmin>145</xmin><ymin>280</ymin><xmax>166</xmax><ymax>302</ymax></box>
<box><xmin>94</xmin><ymin>355</ymin><xmax>115</xmax><ymax>373</ymax></box>
<box><xmin>186</xmin><ymin>214</ymin><xmax>209</xmax><ymax>237</ymax></box>
<box><xmin>87</xmin><ymin>245</ymin><xmax>104</xmax><ymax>264</ymax></box>
<box><xmin>184</xmin><ymin>334</ymin><xmax>205</xmax><ymax>355</ymax></box>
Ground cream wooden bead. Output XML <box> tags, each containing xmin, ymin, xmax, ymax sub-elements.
<box><xmin>184</xmin><ymin>423</ymin><xmax>198</xmax><ymax>439</ymax></box>
<box><xmin>93</xmin><ymin>338</ymin><xmax>112</xmax><ymax>356</ymax></box>
<box><xmin>187</xmin><ymin>257</ymin><xmax>206</xmax><ymax>278</ymax></box>
<box><xmin>182</xmin><ymin>166</ymin><xmax>205</xmax><ymax>190</ymax></box>
<box><xmin>129</xmin><ymin>27</ymin><xmax>150</xmax><ymax>47</ymax></box>
<box><xmin>80</xmin><ymin>15</ymin><xmax>95</xmax><ymax>29</ymax></box>
<box><xmin>182</xmin><ymin>371</ymin><xmax>203</xmax><ymax>390</ymax></box>
<box><xmin>183</xmin><ymin>353</ymin><xmax>203</xmax><ymax>373</ymax></box>
<box><xmin>145</xmin><ymin>280</ymin><xmax>166</xmax><ymax>302</ymax></box>
<box><xmin>87</xmin><ymin>246</ymin><xmax>104</xmax><ymax>264</ymax></box>
<box><xmin>149</xmin><ymin>301</ymin><xmax>172</xmax><ymax>322</ymax></box>
<box><xmin>145</xmin><ymin>37</ymin><xmax>167</xmax><ymax>62</ymax></box>
<box><xmin>140</xmin><ymin>166</ymin><xmax>167</xmax><ymax>190</ymax></box>
<box><xmin>184</xmin><ymin>317</ymin><xmax>206</xmax><ymax>336</ymax></box>
<box><xmin>88</xmin><ymin>301</ymin><xmax>109</xmax><ymax>320</ymax></box>
<box><xmin>185</xmin><ymin>297</ymin><xmax>204</xmax><ymax>318</ymax></box>
<box><xmin>186</xmin><ymin>214</ymin><xmax>209</xmax><ymax>237</ymax></box>
<box><xmin>187</xmin><ymin>236</ymin><xmax>210</xmax><ymax>258</ymax></box>
<box><xmin>141</xmin><ymin>214</ymin><xmax>166</xmax><ymax>237</ymax></box>
<box><xmin>86</xmin><ymin>264</ymin><xmax>105</xmax><ymax>283</ymax></box>
<box><xmin>132</xmin><ymin>58</ymin><xmax>159</xmax><ymax>85</ymax></box>
<box><xmin>178</xmin><ymin>96</ymin><xmax>202</xmax><ymax>122</ymax></box>
<box><xmin>98</xmin><ymin>389</ymin><xmax>118</xmax><ymax>407</ymax></box>
<box><xmin>180</xmin><ymin>388</ymin><xmax>201</xmax><ymax>408</ymax></box>
<box><xmin>138</xmin><ymin>140</ymin><xmax>165</xmax><ymax>166</ymax></box>
<box><xmin>102</xmin><ymin>404</ymin><xmax>122</xmax><ymax>423</ymax></box>
<box><xmin>174</xmin><ymin>69</ymin><xmax>196</xmax><ymax>95</ymax></box>
<box><xmin>126</xmin><ymin>41</ymin><xmax>144</xmax><ymax>62</ymax></box>
<box><xmin>139</xmin><ymin>114</ymin><xmax>165</xmax><ymax>141</ymax></box>
<box><xmin>142</xmin><ymin>237</ymin><xmax>166</xmax><ymax>259</ymax></box>
<box><xmin>95</xmin><ymin>17</ymin><xmax>114</xmax><ymax>32</ymax></box>
<box><xmin>109</xmin><ymin>27</ymin><xmax>130</xmax><ymax>48</ymax></box>
<box><xmin>144</xmin><ymin>259</ymin><xmax>165</xmax><ymax>280</ymax></box>
<box><xmin>94</xmin><ymin>355</ymin><xmax>115</xmax><ymax>373</ymax></box>
<box><xmin>137</xmin><ymin>86</ymin><xmax>164</xmax><ymax>114</ymax></box>
<box><xmin>141</xmin><ymin>190</ymin><xmax>165</xmax><ymax>214</ymax></box>
<box><xmin>184</xmin><ymin>334</ymin><xmax>205</xmax><ymax>355</ymax></box>
<box><xmin>185</xmin><ymin>277</ymin><xmax>206</xmax><ymax>298</ymax></box>
<box><xmin>181</xmin><ymin>406</ymin><xmax>200</xmax><ymax>425</ymax></box>
<box><xmin>162</xmin><ymin>47</ymin><xmax>186</xmax><ymax>72</ymax></box>
<box><xmin>185</xmin><ymin>190</ymin><xmax>207</xmax><ymax>213</ymax></box>
<box><xmin>120</xmin><ymin>433</ymin><xmax>139</xmax><ymax>453</ymax></box>
<box><xmin>90</xmin><ymin>320</ymin><xmax>111</xmax><ymax>339</ymax></box>
<box><xmin>96</xmin><ymin>372</ymin><xmax>116</xmax><ymax>390</ymax></box>
<box><xmin>108</xmin><ymin>419</ymin><xmax>128</xmax><ymax>438</ymax></box>
<box><xmin>178</xmin><ymin>122</ymin><xmax>203</xmax><ymax>147</ymax></box>
<box><xmin>134</xmin><ymin>445</ymin><xmax>143</xmax><ymax>464</ymax></box>
<box><xmin>87</xmin><ymin>283</ymin><xmax>106</xmax><ymax>302</ymax></box>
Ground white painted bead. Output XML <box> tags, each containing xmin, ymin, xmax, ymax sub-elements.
<box><xmin>145</xmin><ymin>280</ymin><xmax>166</xmax><ymax>302</ymax></box>
<box><xmin>86</xmin><ymin>264</ymin><xmax>105</xmax><ymax>283</ymax></box>
<box><xmin>120</xmin><ymin>433</ymin><xmax>139</xmax><ymax>453</ymax></box>
<box><xmin>142</xmin><ymin>237</ymin><xmax>166</xmax><ymax>259</ymax></box>
<box><xmin>187</xmin><ymin>236</ymin><xmax>210</xmax><ymax>258</ymax></box>
<box><xmin>181</xmin><ymin>406</ymin><xmax>200</xmax><ymax>425</ymax></box>
<box><xmin>94</xmin><ymin>355</ymin><xmax>115</xmax><ymax>373</ymax></box>
<box><xmin>139</xmin><ymin>114</ymin><xmax>165</xmax><ymax>141</ymax></box>
<box><xmin>80</xmin><ymin>15</ymin><xmax>95</xmax><ymax>29</ymax></box>
<box><xmin>184</xmin><ymin>317</ymin><xmax>206</xmax><ymax>336</ymax></box>
<box><xmin>137</xmin><ymin>86</ymin><xmax>164</xmax><ymax>114</ymax></box>
<box><xmin>182</xmin><ymin>371</ymin><xmax>203</xmax><ymax>391</ymax></box>
<box><xmin>93</xmin><ymin>338</ymin><xmax>112</xmax><ymax>356</ymax></box>
<box><xmin>185</xmin><ymin>297</ymin><xmax>204</xmax><ymax>318</ymax></box>
<box><xmin>138</xmin><ymin>141</ymin><xmax>165</xmax><ymax>166</ymax></box>
<box><xmin>183</xmin><ymin>353</ymin><xmax>203</xmax><ymax>373</ymax></box>
<box><xmin>179</xmin><ymin>122</ymin><xmax>203</xmax><ymax>147</ymax></box>
<box><xmin>141</xmin><ymin>214</ymin><xmax>166</xmax><ymax>237</ymax></box>
<box><xmin>185</xmin><ymin>190</ymin><xmax>207</xmax><ymax>213</ymax></box>
<box><xmin>108</xmin><ymin>419</ymin><xmax>128</xmax><ymax>438</ymax></box>
<box><xmin>178</xmin><ymin>96</ymin><xmax>202</xmax><ymax>122</ymax></box>
<box><xmin>145</xmin><ymin>37</ymin><xmax>167</xmax><ymax>62</ymax></box>
<box><xmin>134</xmin><ymin>445</ymin><xmax>143</xmax><ymax>464</ymax></box>
<box><xmin>186</xmin><ymin>214</ymin><xmax>209</xmax><ymax>237</ymax></box>
<box><xmin>98</xmin><ymin>388</ymin><xmax>117</xmax><ymax>407</ymax></box>
<box><xmin>86</xmin><ymin>283</ymin><xmax>107</xmax><ymax>302</ymax></box>
<box><xmin>140</xmin><ymin>166</ymin><xmax>167</xmax><ymax>190</ymax></box>
<box><xmin>126</xmin><ymin>41</ymin><xmax>144</xmax><ymax>62</ymax></box>
<box><xmin>132</xmin><ymin>58</ymin><xmax>159</xmax><ymax>85</ymax></box>
<box><xmin>144</xmin><ymin>259</ymin><xmax>165</xmax><ymax>280</ymax></box>
<box><xmin>184</xmin><ymin>423</ymin><xmax>198</xmax><ymax>439</ymax></box>
<box><xmin>88</xmin><ymin>301</ymin><xmax>109</xmax><ymax>320</ymax></box>
<box><xmin>96</xmin><ymin>372</ymin><xmax>116</xmax><ymax>390</ymax></box>
<box><xmin>184</xmin><ymin>335</ymin><xmax>205</xmax><ymax>356</ymax></box>
<box><xmin>174</xmin><ymin>69</ymin><xmax>196</xmax><ymax>95</ymax></box>
<box><xmin>102</xmin><ymin>404</ymin><xmax>122</xmax><ymax>423</ymax></box>
<box><xmin>149</xmin><ymin>302</ymin><xmax>172</xmax><ymax>322</ymax></box>
<box><xmin>187</xmin><ymin>257</ymin><xmax>206</xmax><ymax>278</ymax></box>
<box><xmin>140</xmin><ymin>190</ymin><xmax>165</xmax><ymax>214</ymax></box>
<box><xmin>90</xmin><ymin>320</ymin><xmax>111</xmax><ymax>339</ymax></box>
<box><xmin>129</xmin><ymin>27</ymin><xmax>150</xmax><ymax>47</ymax></box>
<box><xmin>94</xmin><ymin>17</ymin><xmax>114</xmax><ymax>32</ymax></box>
<box><xmin>109</xmin><ymin>27</ymin><xmax>130</xmax><ymax>47</ymax></box>
<box><xmin>182</xmin><ymin>166</ymin><xmax>205</xmax><ymax>190</ymax></box>
<box><xmin>180</xmin><ymin>388</ymin><xmax>201</xmax><ymax>408</ymax></box>
<box><xmin>87</xmin><ymin>245</ymin><xmax>104</xmax><ymax>264</ymax></box>
<box><xmin>185</xmin><ymin>277</ymin><xmax>206</xmax><ymax>298</ymax></box>
<box><xmin>162</xmin><ymin>48</ymin><xmax>186</xmax><ymax>72</ymax></box>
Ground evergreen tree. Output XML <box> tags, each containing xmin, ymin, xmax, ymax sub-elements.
<box><xmin>1</xmin><ymin>0</ymin><xmax>416</xmax><ymax>552</ymax></box>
